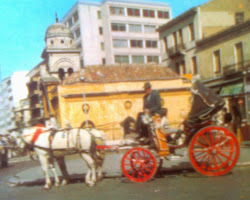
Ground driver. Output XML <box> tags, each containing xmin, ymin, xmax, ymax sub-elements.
<box><xmin>136</xmin><ymin>82</ymin><xmax>162</xmax><ymax>143</ymax></box>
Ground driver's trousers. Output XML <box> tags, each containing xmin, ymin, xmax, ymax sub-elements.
<box><xmin>136</xmin><ymin>112</ymin><xmax>150</xmax><ymax>138</ymax></box>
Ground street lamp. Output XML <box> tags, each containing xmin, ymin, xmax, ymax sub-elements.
<box><xmin>80</xmin><ymin>76</ymin><xmax>88</xmax><ymax>127</ymax></box>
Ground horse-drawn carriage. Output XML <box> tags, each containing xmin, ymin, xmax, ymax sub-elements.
<box><xmin>96</xmin><ymin>80</ymin><xmax>240</xmax><ymax>182</ymax></box>
<box><xmin>17</xmin><ymin>80</ymin><xmax>240</xmax><ymax>188</ymax></box>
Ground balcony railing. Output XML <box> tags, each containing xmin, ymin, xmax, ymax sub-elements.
<box><xmin>167</xmin><ymin>43</ymin><xmax>186</xmax><ymax>58</ymax></box>
<box><xmin>223</xmin><ymin>60</ymin><xmax>250</xmax><ymax>77</ymax></box>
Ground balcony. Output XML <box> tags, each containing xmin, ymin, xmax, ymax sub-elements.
<box><xmin>28</xmin><ymin>89</ymin><xmax>41</xmax><ymax>98</ymax></box>
<box><xmin>167</xmin><ymin>43</ymin><xmax>186</xmax><ymax>59</ymax></box>
<box><xmin>30</xmin><ymin>103</ymin><xmax>42</xmax><ymax>110</ymax></box>
<box><xmin>223</xmin><ymin>60</ymin><xmax>250</xmax><ymax>77</ymax></box>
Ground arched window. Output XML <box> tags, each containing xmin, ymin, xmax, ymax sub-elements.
<box><xmin>68</xmin><ymin>68</ymin><xmax>74</xmax><ymax>76</ymax></box>
<box><xmin>58</xmin><ymin>68</ymin><xmax>65</xmax><ymax>80</ymax></box>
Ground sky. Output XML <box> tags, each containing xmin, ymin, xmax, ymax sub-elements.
<box><xmin>0</xmin><ymin>0</ymin><xmax>209</xmax><ymax>80</ymax></box>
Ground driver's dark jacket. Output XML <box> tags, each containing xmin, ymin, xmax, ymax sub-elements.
<box><xmin>143</xmin><ymin>90</ymin><xmax>162</xmax><ymax>115</ymax></box>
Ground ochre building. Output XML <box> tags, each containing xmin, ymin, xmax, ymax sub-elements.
<box><xmin>57</xmin><ymin>64</ymin><xmax>191</xmax><ymax>140</ymax></box>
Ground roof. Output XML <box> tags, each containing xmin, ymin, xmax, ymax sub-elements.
<box><xmin>157</xmin><ymin>7</ymin><xmax>197</xmax><ymax>32</ymax></box>
<box><xmin>41</xmin><ymin>76</ymin><xmax>60</xmax><ymax>83</ymax></box>
<box><xmin>45</xmin><ymin>23</ymin><xmax>74</xmax><ymax>40</ymax></box>
<box><xmin>63</xmin><ymin>63</ymin><xmax>183</xmax><ymax>85</ymax></box>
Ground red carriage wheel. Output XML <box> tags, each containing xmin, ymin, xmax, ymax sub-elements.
<box><xmin>189</xmin><ymin>126</ymin><xmax>240</xmax><ymax>176</ymax></box>
<box><xmin>121</xmin><ymin>147</ymin><xmax>157</xmax><ymax>182</ymax></box>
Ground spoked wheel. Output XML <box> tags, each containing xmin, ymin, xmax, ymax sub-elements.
<box><xmin>189</xmin><ymin>126</ymin><xmax>240</xmax><ymax>176</ymax></box>
<box><xmin>121</xmin><ymin>147</ymin><xmax>157</xmax><ymax>182</ymax></box>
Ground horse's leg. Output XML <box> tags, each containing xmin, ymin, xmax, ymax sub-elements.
<box><xmin>96</xmin><ymin>151</ymin><xmax>104</xmax><ymax>181</ymax></box>
<box><xmin>48</xmin><ymin>156</ymin><xmax>60</xmax><ymax>187</ymax></box>
<box><xmin>38</xmin><ymin>155</ymin><xmax>52</xmax><ymax>189</ymax></box>
<box><xmin>80</xmin><ymin>153</ymin><xmax>96</xmax><ymax>186</ymax></box>
<box><xmin>56</xmin><ymin>157</ymin><xmax>70</xmax><ymax>185</ymax></box>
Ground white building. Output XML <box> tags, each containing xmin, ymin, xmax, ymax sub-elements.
<box><xmin>0</xmin><ymin>71</ymin><xmax>29</xmax><ymax>134</ymax></box>
<box><xmin>61</xmin><ymin>0</ymin><xmax>171</xmax><ymax>67</ymax></box>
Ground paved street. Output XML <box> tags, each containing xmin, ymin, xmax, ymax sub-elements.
<box><xmin>0</xmin><ymin>143</ymin><xmax>249</xmax><ymax>200</ymax></box>
<box><xmin>1</xmin><ymin>158</ymin><xmax>250</xmax><ymax>200</ymax></box>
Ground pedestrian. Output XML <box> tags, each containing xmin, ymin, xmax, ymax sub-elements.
<box><xmin>0</xmin><ymin>134</ymin><xmax>8</xmax><ymax>168</ymax></box>
<box><xmin>222</xmin><ymin>107</ymin><xmax>232</xmax><ymax>125</ymax></box>
<box><xmin>136</xmin><ymin>82</ymin><xmax>162</xmax><ymax>142</ymax></box>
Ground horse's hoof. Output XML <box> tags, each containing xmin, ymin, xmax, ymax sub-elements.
<box><xmin>43</xmin><ymin>186</ymin><xmax>50</xmax><ymax>190</ymax></box>
<box><xmin>61</xmin><ymin>180</ymin><xmax>68</xmax><ymax>186</ymax></box>
<box><xmin>86</xmin><ymin>182</ymin><xmax>96</xmax><ymax>187</ymax></box>
<box><xmin>55</xmin><ymin>183</ymin><xmax>60</xmax><ymax>187</ymax></box>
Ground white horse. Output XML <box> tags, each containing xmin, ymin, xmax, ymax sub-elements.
<box><xmin>16</xmin><ymin>126</ymin><xmax>105</xmax><ymax>189</ymax></box>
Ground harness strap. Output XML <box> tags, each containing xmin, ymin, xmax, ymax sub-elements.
<box><xmin>31</xmin><ymin>128</ymin><xmax>43</xmax><ymax>143</ymax></box>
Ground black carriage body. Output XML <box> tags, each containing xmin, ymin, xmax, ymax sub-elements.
<box><xmin>184</xmin><ymin>80</ymin><xmax>225</xmax><ymax>145</ymax></box>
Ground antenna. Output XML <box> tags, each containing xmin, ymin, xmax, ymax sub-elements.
<box><xmin>55</xmin><ymin>12</ymin><xmax>59</xmax><ymax>23</ymax></box>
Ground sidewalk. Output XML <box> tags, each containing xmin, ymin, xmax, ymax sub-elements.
<box><xmin>8</xmin><ymin>143</ymin><xmax>250</xmax><ymax>187</ymax></box>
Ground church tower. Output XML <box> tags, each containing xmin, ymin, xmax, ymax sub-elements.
<box><xmin>41</xmin><ymin>18</ymin><xmax>81</xmax><ymax>80</ymax></box>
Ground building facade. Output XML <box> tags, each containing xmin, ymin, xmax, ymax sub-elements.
<box><xmin>61</xmin><ymin>0</ymin><xmax>171</xmax><ymax>67</ymax></box>
<box><xmin>157</xmin><ymin>0</ymin><xmax>250</xmax><ymax>139</ymax></box>
<box><xmin>157</xmin><ymin>0</ymin><xmax>249</xmax><ymax>76</ymax></box>
<box><xmin>196</xmin><ymin>20</ymin><xmax>250</xmax><ymax>137</ymax></box>
<box><xmin>0</xmin><ymin>71</ymin><xmax>29</xmax><ymax>134</ymax></box>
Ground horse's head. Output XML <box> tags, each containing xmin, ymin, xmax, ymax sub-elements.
<box><xmin>15</xmin><ymin>126</ymin><xmax>45</xmax><ymax>149</ymax></box>
<box><xmin>15</xmin><ymin>132</ymin><xmax>27</xmax><ymax>151</ymax></box>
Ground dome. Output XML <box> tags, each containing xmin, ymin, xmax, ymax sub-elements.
<box><xmin>45</xmin><ymin>23</ymin><xmax>74</xmax><ymax>40</ymax></box>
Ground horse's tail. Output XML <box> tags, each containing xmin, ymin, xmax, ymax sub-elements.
<box><xmin>87</xmin><ymin>129</ymin><xmax>105</xmax><ymax>167</ymax></box>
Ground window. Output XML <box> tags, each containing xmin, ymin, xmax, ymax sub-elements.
<box><xmin>111</xmin><ymin>23</ymin><xmax>126</xmax><ymax>32</ymax></box>
<box><xmin>173</xmin><ymin>32</ymin><xmax>178</xmax><ymax>51</ymax></box>
<box><xmin>102</xmin><ymin>58</ymin><xmax>106</xmax><ymax>65</ymax></box>
<box><xmin>144</xmin><ymin>25</ymin><xmax>156</xmax><ymax>33</ymax></box>
<box><xmin>129</xmin><ymin>24</ymin><xmax>142</xmax><ymax>32</ymax></box>
<box><xmin>175</xmin><ymin>63</ymin><xmax>180</xmax><ymax>74</ymax></box>
<box><xmin>127</xmin><ymin>8</ymin><xmax>140</xmax><ymax>17</ymax></box>
<box><xmin>113</xmin><ymin>39</ymin><xmax>128</xmax><ymax>48</ymax></box>
<box><xmin>192</xmin><ymin>56</ymin><xmax>198</xmax><ymax>74</ymax></box>
<box><xmin>73</xmin><ymin>12</ymin><xmax>78</xmax><ymax>22</ymax></box>
<box><xmin>97</xmin><ymin>10</ymin><xmax>102</xmax><ymax>19</ymax></box>
<box><xmin>143</xmin><ymin>9</ymin><xmax>155</xmax><ymax>18</ymax></box>
<box><xmin>110</xmin><ymin>6</ymin><xmax>124</xmax><ymax>15</ymax></box>
<box><xmin>99</xmin><ymin>27</ymin><xmax>103</xmax><ymax>35</ymax></box>
<box><xmin>189</xmin><ymin>23</ymin><xmax>195</xmax><ymax>41</ymax></box>
<box><xmin>101</xmin><ymin>42</ymin><xmax>105</xmax><ymax>51</ymax></box>
<box><xmin>68</xmin><ymin>68</ymin><xmax>74</xmax><ymax>76</ymax></box>
<box><xmin>158</xmin><ymin>11</ymin><xmax>169</xmax><ymax>19</ymax></box>
<box><xmin>213</xmin><ymin>50</ymin><xmax>221</xmax><ymax>74</ymax></box>
<box><xmin>178</xmin><ymin>29</ymin><xmax>184</xmax><ymax>48</ymax></box>
<box><xmin>235</xmin><ymin>12</ymin><xmax>244</xmax><ymax>25</ymax></box>
<box><xmin>180</xmin><ymin>61</ymin><xmax>186</xmax><ymax>74</ymax></box>
<box><xmin>147</xmin><ymin>56</ymin><xmax>159</xmax><ymax>63</ymax></box>
<box><xmin>146</xmin><ymin>40</ymin><xmax>158</xmax><ymax>48</ymax></box>
<box><xmin>132</xmin><ymin>55</ymin><xmax>144</xmax><ymax>63</ymax></box>
<box><xmin>235</xmin><ymin>42</ymin><xmax>243</xmax><ymax>70</ymax></box>
<box><xmin>58</xmin><ymin>68</ymin><xmax>65</xmax><ymax>80</ymax></box>
<box><xmin>130</xmin><ymin>40</ymin><xmax>143</xmax><ymax>48</ymax></box>
<box><xmin>75</xmin><ymin>27</ymin><xmax>81</xmax><ymax>38</ymax></box>
<box><xmin>115</xmin><ymin>55</ymin><xmax>129</xmax><ymax>63</ymax></box>
<box><xmin>68</xmin><ymin>18</ymin><xmax>73</xmax><ymax>28</ymax></box>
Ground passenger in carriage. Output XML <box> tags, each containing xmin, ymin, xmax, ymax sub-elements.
<box><xmin>136</xmin><ymin>82</ymin><xmax>163</xmax><ymax>143</ymax></box>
